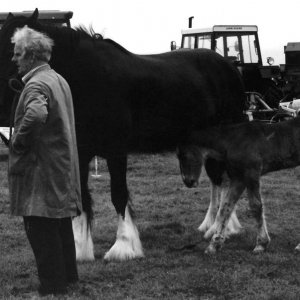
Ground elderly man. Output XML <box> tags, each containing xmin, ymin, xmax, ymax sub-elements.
<box><xmin>9</xmin><ymin>25</ymin><xmax>82</xmax><ymax>296</ymax></box>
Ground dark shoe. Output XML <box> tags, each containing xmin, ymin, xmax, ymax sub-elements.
<box><xmin>38</xmin><ymin>285</ymin><xmax>67</xmax><ymax>296</ymax></box>
<box><xmin>67</xmin><ymin>276</ymin><xmax>79</xmax><ymax>285</ymax></box>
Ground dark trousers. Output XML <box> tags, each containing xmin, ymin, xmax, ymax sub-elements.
<box><xmin>23</xmin><ymin>216</ymin><xmax>78</xmax><ymax>295</ymax></box>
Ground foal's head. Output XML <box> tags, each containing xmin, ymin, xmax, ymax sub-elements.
<box><xmin>176</xmin><ymin>144</ymin><xmax>203</xmax><ymax>188</ymax></box>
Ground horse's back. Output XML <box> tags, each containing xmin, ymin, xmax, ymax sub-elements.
<box><xmin>124</xmin><ymin>48</ymin><xmax>246</xmax><ymax>151</ymax></box>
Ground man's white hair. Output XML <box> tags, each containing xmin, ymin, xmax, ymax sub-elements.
<box><xmin>11</xmin><ymin>25</ymin><xmax>54</xmax><ymax>62</ymax></box>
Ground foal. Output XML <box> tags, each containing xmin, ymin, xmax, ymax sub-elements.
<box><xmin>177</xmin><ymin>117</ymin><xmax>300</xmax><ymax>254</ymax></box>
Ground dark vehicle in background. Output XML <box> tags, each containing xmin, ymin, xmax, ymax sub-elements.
<box><xmin>0</xmin><ymin>10</ymin><xmax>73</xmax><ymax>28</ymax></box>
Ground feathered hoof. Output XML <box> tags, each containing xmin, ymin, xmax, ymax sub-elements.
<box><xmin>76</xmin><ymin>244</ymin><xmax>95</xmax><ymax>261</ymax></box>
<box><xmin>198</xmin><ymin>219</ymin><xmax>214</xmax><ymax>233</ymax></box>
<box><xmin>72</xmin><ymin>213</ymin><xmax>95</xmax><ymax>261</ymax></box>
<box><xmin>204</xmin><ymin>243</ymin><xmax>217</xmax><ymax>255</ymax></box>
<box><xmin>204</xmin><ymin>225</ymin><xmax>217</xmax><ymax>240</ymax></box>
<box><xmin>253</xmin><ymin>244</ymin><xmax>266</xmax><ymax>254</ymax></box>
<box><xmin>224</xmin><ymin>222</ymin><xmax>242</xmax><ymax>237</ymax></box>
<box><xmin>104</xmin><ymin>237</ymin><xmax>144</xmax><ymax>261</ymax></box>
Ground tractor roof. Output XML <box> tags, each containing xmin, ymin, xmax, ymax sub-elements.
<box><xmin>285</xmin><ymin>42</ymin><xmax>300</xmax><ymax>52</ymax></box>
<box><xmin>182</xmin><ymin>25</ymin><xmax>258</xmax><ymax>35</ymax></box>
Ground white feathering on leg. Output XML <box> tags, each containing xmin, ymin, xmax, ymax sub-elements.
<box><xmin>199</xmin><ymin>183</ymin><xmax>219</xmax><ymax>233</ymax></box>
<box><xmin>72</xmin><ymin>212</ymin><xmax>95</xmax><ymax>261</ymax></box>
<box><xmin>104</xmin><ymin>205</ymin><xmax>144</xmax><ymax>261</ymax></box>
<box><xmin>225</xmin><ymin>208</ymin><xmax>243</xmax><ymax>236</ymax></box>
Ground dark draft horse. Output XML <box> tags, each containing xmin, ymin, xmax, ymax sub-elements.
<box><xmin>177</xmin><ymin>119</ymin><xmax>300</xmax><ymax>254</ymax></box>
<box><xmin>0</xmin><ymin>9</ymin><xmax>246</xmax><ymax>261</ymax></box>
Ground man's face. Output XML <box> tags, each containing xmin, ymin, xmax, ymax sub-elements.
<box><xmin>12</xmin><ymin>43</ymin><xmax>33</xmax><ymax>76</ymax></box>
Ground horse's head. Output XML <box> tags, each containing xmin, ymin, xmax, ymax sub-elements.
<box><xmin>0</xmin><ymin>9</ymin><xmax>40</xmax><ymax>125</ymax></box>
<box><xmin>176</xmin><ymin>144</ymin><xmax>203</xmax><ymax>188</ymax></box>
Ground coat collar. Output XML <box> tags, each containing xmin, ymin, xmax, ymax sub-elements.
<box><xmin>22</xmin><ymin>64</ymin><xmax>51</xmax><ymax>84</ymax></box>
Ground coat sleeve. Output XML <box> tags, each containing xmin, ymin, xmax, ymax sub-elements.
<box><xmin>12</xmin><ymin>86</ymin><xmax>48</xmax><ymax>153</ymax></box>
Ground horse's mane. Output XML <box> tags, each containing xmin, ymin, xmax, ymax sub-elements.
<box><xmin>74</xmin><ymin>25</ymin><xmax>104</xmax><ymax>41</ymax></box>
<box><xmin>45</xmin><ymin>24</ymin><xmax>131</xmax><ymax>54</ymax></box>
<box><xmin>0</xmin><ymin>14</ymin><xmax>131</xmax><ymax>59</ymax></box>
<box><xmin>76</xmin><ymin>25</ymin><xmax>131</xmax><ymax>54</ymax></box>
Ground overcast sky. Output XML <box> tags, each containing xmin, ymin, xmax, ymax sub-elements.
<box><xmin>1</xmin><ymin>0</ymin><xmax>300</xmax><ymax>64</ymax></box>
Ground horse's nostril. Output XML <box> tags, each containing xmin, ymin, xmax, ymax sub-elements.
<box><xmin>192</xmin><ymin>181</ymin><xmax>199</xmax><ymax>188</ymax></box>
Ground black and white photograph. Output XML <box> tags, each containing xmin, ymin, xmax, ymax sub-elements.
<box><xmin>0</xmin><ymin>1</ymin><xmax>299</xmax><ymax>299</ymax></box>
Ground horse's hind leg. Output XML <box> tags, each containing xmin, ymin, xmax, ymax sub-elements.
<box><xmin>247</xmin><ymin>178</ymin><xmax>270</xmax><ymax>253</ymax></box>
<box><xmin>72</xmin><ymin>155</ymin><xmax>95</xmax><ymax>261</ymax></box>
<box><xmin>104</xmin><ymin>155</ymin><xmax>144</xmax><ymax>261</ymax></box>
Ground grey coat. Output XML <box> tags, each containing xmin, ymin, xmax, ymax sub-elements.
<box><xmin>9</xmin><ymin>64</ymin><xmax>82</xmax><ymax>218</ymax></box>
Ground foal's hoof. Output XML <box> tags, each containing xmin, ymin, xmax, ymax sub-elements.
<box><xmin>253</xmin><ymin>245</ymin><xmax>266</xmax><ymax>254</ymax></box>
<box><xmin>198</xmin><ymin>222</ymin><xmax>211</xmax><ymax>233</ymax></box>
<box><xmin>205</xmin><ymin>244</ymin><xmax>217</xmax><ymax>255</ymax></box>
<box><xmin>204</xmin><ymin>226</ymin><xmax>216</xmax><ymax>240</ymax></box>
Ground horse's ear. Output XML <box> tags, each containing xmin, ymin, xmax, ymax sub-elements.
<box><xmin>29</xmin><ymin>8</ymin><xmax>39</xmax><ymax>21</ymax></box>
<box><xmin>6</xmin><ymin>12</ymin><xmax>14</xmax><ymax>21</ymax></box>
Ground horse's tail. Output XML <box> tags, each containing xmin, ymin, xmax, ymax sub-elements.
<box><xmin>72</xmin><ymin>159</ymin><xmax>95</xmax><ymax>260</ymax></box>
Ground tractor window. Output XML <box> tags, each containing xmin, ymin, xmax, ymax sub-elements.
<box><xmin>215</xmin><ymin>36</ymin><xmax>225</xmax><ymax>56</ymax></box>
<box><xmin>182</xmin><ymin>35</ymin><xmax>195</xmax><ymax>49</ymax></box>
<box><xmin>226</xmin><ymin>36</ymin><xmax>239</xmax><ymax>61</ymax></box>
<box><xmin>197</xmin><ymin>35</ymin><xmax>211</xmax><ymax>49</ymax></box>
<box><xmin>241</xmin><ymin>35</ymin><xmax>259</xmax><ymax>63</ymax></box>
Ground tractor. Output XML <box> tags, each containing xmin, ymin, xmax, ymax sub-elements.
<box><xmin>170</xmin><ymin>17</ymin><xmax>300</xmax><ymax>121</ymax></box>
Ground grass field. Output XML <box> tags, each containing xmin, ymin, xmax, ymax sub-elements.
<box><xmin>0</xmin><ymin>152</ymin><xmax>300</xmax><ymax>299</ymax></box>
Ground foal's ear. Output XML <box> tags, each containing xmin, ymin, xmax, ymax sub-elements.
<box><xmin>30</xmin><ymin>8</ymin><xmax>39</xmax><ymax>21</ymax></box>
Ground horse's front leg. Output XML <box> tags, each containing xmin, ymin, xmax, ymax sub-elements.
<box><xmin>104</xmin><ymin>155</ymin><xmax>144</xmax><ymax>261</ymax></box>
<box><xmin>204</xmin><ymin>179</ymin><xmax>245</xmax><ymax>254</ymax></box>
<box><xmin>199</xmin><ymin>182</ymin><xmax>219</xmax><ymax>233</ymax></box>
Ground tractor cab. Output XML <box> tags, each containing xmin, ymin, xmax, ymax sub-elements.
<box><xmin>177</xmin><ymin>25</ymin><xmax>281</xmax><ymax>96</ymax></box>
<box><xmin>180</xmin><ymin>25</ymin><xmax>262</xmax><ymax>66</ymax></box>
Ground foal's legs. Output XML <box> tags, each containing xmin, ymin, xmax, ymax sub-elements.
<box><xmin>246</xmin><ymin>179</ymin><xmax>270</xmax><ymax>253</ymax></box>
<box><xmin>198</xmin><ymin>183</ymin><xmax>220</xmax><ymax>233</ymax></box>
<box><xmin>204</xmin><ymin>180</ymin><xmax>245</xmax><ymax>254</ymax></box>
<box><xmin>199</xmin><ymin>183</ymin><xmax>242</xmax><ymax>236</ymax></box>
